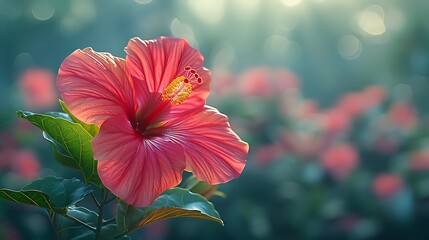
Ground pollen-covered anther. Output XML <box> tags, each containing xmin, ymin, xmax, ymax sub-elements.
<box><xmin>162</xmin><ymin>76</ymin><xmax>193</xmax><ymax>105</ymax></box>
<box><xmin>184</xmin><ymin>67</ymin><xmax>204</xmax><ymax>85</ymax></box>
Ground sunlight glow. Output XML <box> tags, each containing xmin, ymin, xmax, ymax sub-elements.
<box><xmin>264</xmin><ymin>35</ymin><xmax>290</xmax><ymax>59</ymax></box>
<box><xmin>212</xmin><ymin>42</ymin><xmax>235</xmax><ymax>68</ymax></box>
<box><xmin>187</xmin><ymin>0</ymin><xmax>225</xmax><ymax>24</ymax></box>
<box><xmin>233</xmin><ymin>0</ymin><xmax>260</xmax><ymax>18</ymax></box>
<box><xmin>281</xmin><ymin>0</ymin><xmax>302</xmax><ymax>7</ymax></box>
<box><xmin>170</xmin><ymin>18</ymin><xmax>198</xmax><ymax>47</ymax></box>
<box><xmin>385</xmin><ymin>8</ymin><xmax>406</xmax><ymax>31</ymax></box>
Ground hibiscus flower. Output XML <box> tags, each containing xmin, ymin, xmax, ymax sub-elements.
<box><xmin>57</xmin><ymin>37</ymin><xmax>248</xmax><ymax>207</ymax></box>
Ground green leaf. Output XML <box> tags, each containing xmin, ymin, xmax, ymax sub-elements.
<box><xmin>50</xmin><ymin>207</ymin><xmax>96</xmax><ymax>240</ymax></box>
<box><xmin>45</xmin><ymin>111</ymin><xmax>73</xmax><ymax>122</ymax></box>
<box><xmin>60</xmin><ymin>100</ymin><xmax>99</xmax><ymax>137</ymax></box>
<box><xmin>44</xmin><ymin>132</ymin><xmax>80</xmax><ymax>170</ymax></box>
<box><xmin>24</xmin><ymin>177</ymin><xmax>93</xmax><ymax>207</ymax></box>
<box><xmin>51</xmin><ymin>207</ymin><xmax>130</xmax><ymax>240</ymax></box>
<box><xmin>0</xmin><ymin>177</ymin><xmax>92</xmax><ymax>214</ymax></box>
<box><xmin>0</xmin><ymin>188</ymin><xmax>61</xmax><ymax>213</ymax></box>
<box><xmin>116</xmin><ymin>187</ymin><xmax>223</xmax><ymax>235</ymax></box>
<box><xmin>16</xmin><ymin>110</ymin><xmax>101</xmax><ymax>185</ymax></box>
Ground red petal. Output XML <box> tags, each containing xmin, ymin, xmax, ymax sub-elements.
<box><xmin>57</xmin><ymin>48</ymin><xmax>136</xmax><ymax>126</ymax></box>
<box><xmin>164</xmin><ymin>106</ymin><xmax>248</xmax><ymax>184</ymax></box>
<box><xmin>125</xmin><ymin>37</ymin><xmax>210</xmax><ymax>121</ymax></box>
<box><xmin>93</xmin><ymin>116</ymin><xmax>185</xmax><ymax>207</ymax></box>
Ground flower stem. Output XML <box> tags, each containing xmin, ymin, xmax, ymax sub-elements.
<box><xmin>106</xmin><ymin>195</ymin><xmax>117</xmax><ymax>204</ymax></box>
<box><xmin>95</xmin><ymin>188</ymin><xmax>109</xmax><ymax>239</ymax></box>
<box><xmin>91</xmin><ymin>192</ymin><xmax>101</xmax><ymax>208</ymax></box>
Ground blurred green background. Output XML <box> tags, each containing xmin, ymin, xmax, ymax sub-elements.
<box><xmin>2</xmin><ymin>0</ymin><xmax>429</xmax><ymax>239</ymax></box>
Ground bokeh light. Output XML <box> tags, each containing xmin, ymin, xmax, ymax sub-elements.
<box><xmin>358</xmin><ymin>5</ymin><xmax>386</xmax><ymax>36</ymax></box>
<box><xmin>31</xmin><ymin>1</ymin><xmax>55</xmax><ymax>21</ymax></box>
<box><xmin>337</xmin><ymin>35</ymin><xmax>363</xmax><ymax>60</ymax></box>
<box><xmin>134</xmin><ymin>0</ymin><xmax>152</xmax><ymax>4</ymax></box>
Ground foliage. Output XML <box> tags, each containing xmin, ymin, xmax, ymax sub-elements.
<box><xmin>0</xmin><ymin>104</ymin><xmax>223</xmax><ymax>240</ymax></box>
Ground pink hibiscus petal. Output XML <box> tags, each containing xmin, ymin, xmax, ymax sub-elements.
<box><xmin>164</xmin><ymin>106</ymin><xmax>248</xmax><ymax>184</ymax></box>
<box><xmin>57</xmin><ymin>48</ymin><xmax>136</xmax><ymax>126</ymax></box>
<box><xmin>93</xmin><ymin>116</ymin><xmax>185</xmax><ymax>207</ymax></box>
<box><xmin>125</xmin><ymin>37</ymin><xmax>210</xmax><ymax>122</ymax></box>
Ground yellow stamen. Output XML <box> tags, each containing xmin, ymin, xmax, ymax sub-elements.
<box><xmin>162</xmin><ymin>76</ymin><xmax>192</xmax><ymax>105</ymax></box>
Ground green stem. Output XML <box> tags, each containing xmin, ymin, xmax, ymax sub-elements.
<box><xmin>91</xmin><ymin>192</ymin><xmax>101</xmax><ymax>208</ymax></box>
<box><xmin>47</xmin><ymin>211</ymin><xmax>62</xmax><ymax>237</ymax></box>
<box><xmin>95</xmin><ymin>188</ymin><xmax>109</xmax><ymax>239</ymax></box>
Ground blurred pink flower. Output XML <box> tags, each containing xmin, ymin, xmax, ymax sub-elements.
<box><xmin>281</xmin><ymin>130</ymin><xmax>324</xmax><ymax>159</ymax></box>
<box><xmin>19</xmin><ymin>68</ymin><xmax>57</xmax><ymax>109</ymax></box>
<box><xmin>335</xmin><ymin>85</ymin><xmax>385</xmax><ymax>119</ymax></box>
<box><xmin>236</xmin><ymin>67</ymin><xmax>300</xmax><ymax>98</ymax></box>
<box><xmin>336</xmin><ymin>93</ymin><xmax>367</xmax><ymax>118</ymax></box>
<box><xmin>388</xmin><ymin>102</ymin><xmax>417</xmax><ymax>130</ymax></box>
<box><xmin>281</xmin><ymin>98</ymin><xmax>320</xmax><ymax>121</ymax></box>
<box><xmin>373</xmin><ymin>174</ymin><xmax>403</xmax><ymax>198</ymax></box>
<box><xmin>321</xmin><ymin>109</ymin><xmax>351</xmax><ymax>134</ymax></box>
<box><xmin>210</xmin><ymin>70</ymin><xmax>236</xmax><ymax>97</ymax></box>
<box><xmin>0</xmin><ymin>134</ymin><xmax>15</xmax><ymax>170</ymax></box>
<box><xmin>321</xmin><ymin>143</ymin><xmax>359</xmax><ymax>180</ymax></box>
<box><xmin>11</xmin><ymin>149</ymin><xmax>41</xmax><ymax>180</ymax></box>
<box><xmin>237</xmin><ymin>68</ymin><xmax>273</xmax><ymax>98</ymax></box>
<box><xmin>279</xmin><ymin>89</ymin><xmax>301</xmax><ymax>118</ymax></box>
<box><xmin>409</xmin><ymin>149</ymin><xmax>429</xmax><ymax>170</ymax></box>
<box><xmin>274</xmin><ymin>68</ymin><xmax>300</xmax><ymax>90</ymax></box>
<box><xmin>253</xmin><ymin>143</ymin><xmax>284</xmax><ymax>166</ymax></box>
<box><xmin>57</xmin><ymin>37</ymin><xmax>248</xmax><ymax>207</ymax></box>
<box><xmin>362</xmin><ymin>85</ymin><xmax>386</xmax><ymax>108</ymax></box>
<box><xmin>299</xmin><ymin>100</ymin><xmax>320</xmax><ymax>119</ymax></box>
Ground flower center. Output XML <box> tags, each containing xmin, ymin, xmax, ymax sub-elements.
<box><xmin>135</xmin><ymin>67</ymin><xmax>203</xmax><ymax>134</ymax></box>
<box><xmin>161</xmin><ymin>66</ymin><xmax>203</xmax><ymax>105</ymax></box>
